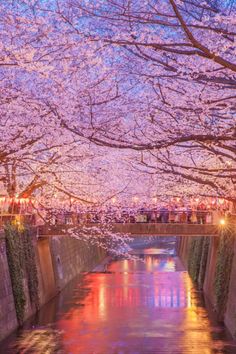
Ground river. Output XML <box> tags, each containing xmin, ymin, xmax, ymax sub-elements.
<box><xmin>1</xmin><ymin>237</ymin><xmax>236</xmax><ymax>353</ymax></box>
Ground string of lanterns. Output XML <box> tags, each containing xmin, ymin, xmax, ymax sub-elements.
<box><xmin>0</xmin><ymin>196</ymin><xmax>34</xmax><ymax>214</ymax></box>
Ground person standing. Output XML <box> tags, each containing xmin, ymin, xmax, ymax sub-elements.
<box><xmin>168</xmin><ymin>205</ymin><xmax>175</xmax><ymax>223</ymax></box>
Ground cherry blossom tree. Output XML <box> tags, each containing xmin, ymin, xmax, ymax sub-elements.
<box><xmin>0</xmin><ymin>0</ymin><xmax>235</xmax><ymax>259</ymax></box>
<box><xmin>0</xmin><ymin>1</ymin><xmax>127</xmax><ymax>205</ymax></box>
<box><xmin>0</xmin><ymin>0</ymin><xmax>235</xmax><ymax>208</ymax></box>
<box><xmin>58</xmin><ymin>0</ymin><xmax>236</xmax><ymax>203</ymax></box>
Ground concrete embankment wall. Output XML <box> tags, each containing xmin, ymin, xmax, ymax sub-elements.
<box><xmin>177</xmin><ymin>235</ymin><xmax>236</xmax><ymax>339</ymax></box>
<box><xmin>0</xmin><ymin>232</ymin><xmax>106</xmax><ymax>341</ymax></box>
<box><xmin>224</xmin><ymin>239</ymin><xmax>236</xmax><ymax>338</ymax></box>
<box><xmin>0</xmin><ymin>235</ymin><xmax>18</xmax><ymax>339</ymax></box>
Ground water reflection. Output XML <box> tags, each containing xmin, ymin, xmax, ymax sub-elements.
<box><xmin>8</xmin><ymin>329</ymin><xmax>63</xmax><ymax>353</ymax></box>
<box><xmin>109</xmin><ymin>254</ymin><xmax>179</xmax><ymax>273</ymax></box>
<box><xmin>1</xmin><ymin>242</ymin><xmax>236</xmax><ymax>354</ymax></box>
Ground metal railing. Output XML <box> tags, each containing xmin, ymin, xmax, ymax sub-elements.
<box><xmin>51</xmin><ymin>209</ymin><xmax>227</xmax><ymax>226</ymax></box>
<box><xmin>0</xmin><ymin>209</ymin><xmax>229</xmax><ymax>228</ymax></box>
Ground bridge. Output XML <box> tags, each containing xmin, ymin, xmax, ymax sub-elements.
<box><xmin>38</xmin><ymin>222</ymin><xmax>219</xmax><ymax>237</ymax></box>
<box><xmin>111</xmin><ymin>222</ymin><xmax>218</xmax><ymax>237</ymax></box>
<box><xmin>0</xmin><ymin>212</ymin><xmax>225</xmax><ymax>237</ymax></box>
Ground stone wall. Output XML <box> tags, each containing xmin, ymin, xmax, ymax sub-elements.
<box><xmin>203</xmin><ymin>237</ymin><xmax>219</xmax><ymax>304</ymax></box>
<box><xmin>0</xmin><ymin>231</ymin><xmax>106</xmax><ymax>341</ymax></box>
<box><xmin>37</xmin><ymin>237</ymin><xmax>57</xmax><ymax>306</ymax></box>
<box><xmin>176</xmin><ymin>236</ymin><xmax>190</xmax><ymax>268</ymax></box>
<box><xmin>224</xmin><ymin>239</ymin><xmax>236</xmax><ymax>338</ymax></box>
<box><xmin>0</xmin><ymin>232</ymin><xmax>58</xmax><ymax>342</ymax></box>
<box><xmin>177</xmin><ymin>235</ymin><xmax>236</xmax><ymax>339</ymax></box>
<box><xmin>49</xmin><ymin>235</ymin><xmax>106</xmax><ymax>291</ymax></box>
<box><xmin>0</xmin><ymin>236</ymin><xmax>18</xmax><ymax>341</ymax></box>
<box><xmin>177</xmin><ymin>235</ymin><xmax>217</xmax><ymax>302</ymax></box>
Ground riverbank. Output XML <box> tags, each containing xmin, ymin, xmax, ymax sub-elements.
<box><xmin>0</xmin><ymin>231</ymin><xmax>106</xmax><ymax>342</ymax></box>
<box><xmin>177</xmin><ymin>234</ymin><xmax>236</xmax><ymax>340</ymax></box>
<box><xmin>1</xmin><ymin>237</ymin><xmax>235</xmax><ymax>353</ymax></box>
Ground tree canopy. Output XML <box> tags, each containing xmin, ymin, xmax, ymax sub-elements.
<box><xmin>0</xmin><ymin>0</ymin><xmax>235</xmax><ymax>207</ymax></box>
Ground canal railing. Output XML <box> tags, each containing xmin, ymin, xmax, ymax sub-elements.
<box><xmin>0</xmin><ymin>211</ymin><xmax>231</xmax><ymax>237</ymax></box>
<box><xmin>50</xmin><ymin>209</ymin><xmax>226</xmax><ymax>225</ymax></box>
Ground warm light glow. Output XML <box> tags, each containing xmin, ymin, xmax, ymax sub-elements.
<box><xmin>98</xmin><ymin>284</ymin><xmax>106</xmax><ymax>318</ymax></box>
<box><xmin>218</xmin><ymin>198</ymin><xmax>225</xmax><ymax>205</ymax></box>
<box><xmin>123</xmin><ymin>259</ymin><xmax>129</xmax><ymax>271</ymax></box>
<box><xmin>219</xmin><ymin>218</ymin><xmax>226</xmax><ymax>226</ymax></box>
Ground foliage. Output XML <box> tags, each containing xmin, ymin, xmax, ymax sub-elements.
<box><xmin>62</xmin><ymin>0</ymin><xmax>236</xmax><ymax>202</ymax></box>
<box><xmin>5</xmin><ymin>223</ymin><xmax>26</xmax><ymax>325</ymax></box>
<box><xmin>0</xmin><ymin>0</ymin><xmax>234</xmax><ymax>275</ymax></box>
<box><xmin>198</xmin><ymin>237</ymin><xmax>210</xmax><ymax>289</ymax></box>
<box><xmin>214</xmin><ymin>228</ymin><xmax>235</xmax><ymax>320</ymax></box>
<box><xmin>4</xmin><ymin>222</ymin><xmax>39</xmax><ymax>325</ymax></box>
<box><xmin>21</xmin><ymin>226</ymin><xmax>39</xmax><ymax>310</ymax></box>
<box><xmin>188</xmin><ymin>236</ymin><xmax>204</xmax><ymax>283</ymax></box>
<box><xmin>187</xmin><ymin>229</ymin><xmax>235</xmax><ymax>320</ymax></box>
<box><xmin>69</xmin><ymin>223</ymin><xmax>133</xmax><ymax>258</ymax></box>
<box><xmin>0</xmin><ymin>1</ymin><xmax>234</xmax><ymax>206</ymax></box>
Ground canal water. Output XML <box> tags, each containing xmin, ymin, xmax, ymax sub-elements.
<box><xmin>1</xmin><ymin>237</ymin><xmax>236</xmax><ymax>354</ymax></box>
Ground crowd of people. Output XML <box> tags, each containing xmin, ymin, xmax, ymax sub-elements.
<box><xmin>50</xmin><ymin>202</ymin><xmax>230</xmax><ymax>225</ymax></box>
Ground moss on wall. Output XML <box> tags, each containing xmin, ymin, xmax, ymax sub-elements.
<box><xmin>22</xmin><ymin>226</ymin><xmax>39</xmax><ymax>310</ymax></box>
<box><xmin>187</xmin><ymin>236</ymin><xmax>210</xmax><ymax>289</ymax></box>
<box><xmin>214</xmin><ymin>228</ymin><xmax>235</xmax><ymax>320</ymax></box>
<box><xmin>179</xmin><ymin>225</ymin><xmax>236</xmax><ymax>322</ymax></box>
<box><xmin>5</xmin><ymin>223</ymin><xmax>26</xmax><ymax>325</ymax></box>
<box><xmin>4</xmin><ymin>223</ymin><xmax>39</xmax><ymax>325</ymax></box>
<box><xmin>198</xmin><ymin>237</ymin><xmax>210</xmax><ymax>289</ymax></box>
<box><xmin>188</xmin><ymin>236</ymin><xmax>204</xmax><ymax>283</ymax></box>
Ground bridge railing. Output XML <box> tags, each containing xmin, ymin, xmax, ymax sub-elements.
<box><xmin>0</xmin><ymin>210</ymin><xmax>229</xmax><ymax>229</ymax></box>
<box><xmin>51</xmin><ymin>209</ymin><xmax>227</xmax><ymax>226</ymax></box>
